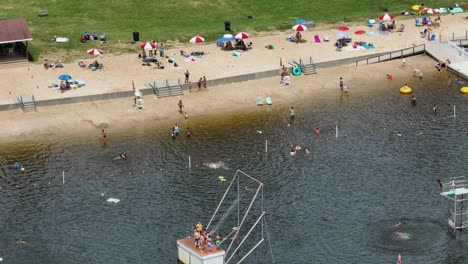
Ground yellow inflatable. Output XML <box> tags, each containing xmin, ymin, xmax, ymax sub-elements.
<box><xmin>412</xmin><ymin>5</ymin><xmax>420</xmax><ymax>11</ymax></box>
<box><xmin>400</xmin><ymin>86</ymin><xmax>412</xmax><ymax>94</ymax></box>
<box><xmin>460</xmin><ymin>87</ymin><xmax>468</xmax><ymax>94</ymax></box>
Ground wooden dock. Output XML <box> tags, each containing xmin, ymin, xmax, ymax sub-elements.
<box><xmin>424</xmin><ymin>40</ymin><xmax>468</xmax><ymax>79</ymax></box>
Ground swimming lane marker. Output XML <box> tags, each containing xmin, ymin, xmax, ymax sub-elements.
<box><xmin>62</xmin><ymin>171</ymin><xmax>65</xmax><ymax>184</ymax></box>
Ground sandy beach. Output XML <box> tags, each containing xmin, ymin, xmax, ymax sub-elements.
<box><xmin>0</xmin><ymin>13</ymin><xmax>466</xmax><ymax>143</ymax></box>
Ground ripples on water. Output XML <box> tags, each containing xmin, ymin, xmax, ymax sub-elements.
<box><xmin>1</xmin><ymin>71</ymin><xmax>468</xmax><ymax>263</ymax></box>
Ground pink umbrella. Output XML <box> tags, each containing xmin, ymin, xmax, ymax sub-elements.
<box><xmin>189</xmin><ymin>36</ymin><xmax>205</xmax><ymax>43</ymax></box>
<box><xmin>379</xmin><ymin>13</ymin><xmax>395</xmax><ymax>21</ymax></box>
<box><xmin>87</xmin><ymin>49</ymin><xmax>103</xmax><ymax>55</ymax></box>
<box><xmin>292</xmin><ymin>24</ymin><xmax>308</xmax><ymax>31</ymax></box>
<box><xmin>234</xmin><ymin>32</ymin><xmax>249</xmax><ymax>39</ymax></box>
<box><xmin>423</xmin><ymin>8</ymin><xmax>439</xmax><ymax>14</ymax></box>
<box><xmin>397</xmin><ymin>254</ymin><xmax>403</xmax><ymax>264</ymax></box>
<box><xmin>140</xmin><ymin>42</ymin><xmax>156</xmax><ymax>50</ymax></box>
<box><xmin>338</xmin><ymin>26</ymin><xmax>349</xmax><ymax>31</ymax></box>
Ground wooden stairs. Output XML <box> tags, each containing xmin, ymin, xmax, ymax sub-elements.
<box><xmin>18</xmin><ymin>95</ymin><xmax>37</xmax><ymax>112</ymax></box>
<box><xmin>289</xmin><ymin>57</ymin><xmax>317</xmax><ymax>75</ymax></box>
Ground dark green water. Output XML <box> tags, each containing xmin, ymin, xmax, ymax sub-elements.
<box><xmin>1</xmin><ymin>71</ymin><xmax>468</xmax><ymax>263</ymax></box>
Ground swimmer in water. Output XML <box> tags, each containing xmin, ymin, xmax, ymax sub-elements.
<box><xmin>120</xmin><ymin>152</ymin><xmax>127</xmax><ymax>160</ymax></box>
<box><xmin>411</xmin><ymin>95</ymin><xmax>416</xmax><ymax>107</ymax></box>
<box><xmin>397</xmin><ymin>131</ymin><xmax>402</xmax><ymax>137</ymax></box>
<box><xmin>16</xmin><ymin>239</ymin><xmax>27</xmax><ymax>245</ymax></box>
<box><xmin>314</xmin><ymin>128</ymin><xmax>320</xmax><ymax>135</ymax></box>
<box><xmin>287</xmin><ymin>122</ymin><xmax>291</xmax><ymax>127</ymax></box>
<box><xmin>290</xmin><ymin>149</ymin><xmax>296</xmax><ymax>156</ymax></box>
<box><xmin>437</xmin><ymin>179</ymin><xmax>444</xmax><ymax>192</ymax></box>
<box><xmin>305</xmin><ymin>148</ymin><xmax>311</xmax><ymax>154</ymax></box>
<box><xmin>432</xmin><ymin>104</ymin><xmax>438</xmax><ymax>116</ymax></box>
<box><xmin>295</xmin><ymin>145</ymin><xmax>302</xmax><ymax>151</ymax></box>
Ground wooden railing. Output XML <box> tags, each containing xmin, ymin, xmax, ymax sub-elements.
<box><xmin>355</xmin><ymin>44</ymin><xmax>426</xmax><ymax>67</ymax></box>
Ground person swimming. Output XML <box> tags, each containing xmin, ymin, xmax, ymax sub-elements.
<box><xmin>295</xmin><ymin>145</ymin><xmax>302</xmax><ymax>151</ymax></box>
<box><xmin>305</xmin><ymin>148</ymin><xmax>311</xmax><ymax>154</ymax></box>
<box><xmin>411</xmin><ymin>95</ymin><xmax>416</xmax><ymax>106</ymax></box>
<box><xmin>397</xmin><ymin>131</ymin><xmax>402</xmax><ymax>137</ymax></box>
<box><xmin>290</xmin><ymin>149</ymin><xmax>296</xmax><ymax>156</ymax></box>
<box><xmin>120</xmin><ymin>152</ymin><xmax>127</xmax><ymax>160</ymax></box>
<box><xmin>314</xmin><ymin>128</ymin><xmax>320</xmax><ymax>135</ymax></box>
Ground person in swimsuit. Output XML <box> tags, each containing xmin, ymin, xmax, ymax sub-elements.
<box><xmin>178</xmin><ymin>100</ymin><xmax>184</xmax><ymax>113</ymax></box>
<box><xmin>411</xmin><ymin>96</ymin><xmax>416</xmax><ymax>106</ymax></box>
<box><xmin>290</xmin><ymin>107</ymin><xmax>295</xmax><ymax>118</ymax></box>
<box><xmin>437</xmin><ymin>179</ymin><xmax>444</xmax><ymax>192</ymax></box>
<box><xmin>432</xmin><ymin>105</ymin><xmax>438</xmax><ymax>116</ymax></box>
<box><xmin>120</xmin><ymin>153</ymin><xmax>127</xmax><ymax>160</ymax></box>
<box><xmin>339</xmin><ymin>77</ymin><xmax>344</xmax><ymax>92</ymax></box>
<box><xmin>101</xmin><ymin>130</ymin><xmax>107</xmax><ymax>141</ymax></box>
<box><xmin>186</xmin><ymin>127</ymin><xmax>191</xmax><ymax>137</ymax></box>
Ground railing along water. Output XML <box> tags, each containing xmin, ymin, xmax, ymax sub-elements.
<box><xmin>355</xmin><ymin>44</ymin><xmax>426</xmax><ymax>67</ymax></box>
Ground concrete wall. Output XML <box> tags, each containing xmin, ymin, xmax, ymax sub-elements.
<box><xmin>0</xmin><ymin>51</ymin><xmax>430</xmax><ymax>111</ymax></box>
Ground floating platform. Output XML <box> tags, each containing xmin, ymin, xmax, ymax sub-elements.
<box><xmin>177</xmin><ymin>238</ymin><xmax>225</xmax><ymax>264</ymax></box>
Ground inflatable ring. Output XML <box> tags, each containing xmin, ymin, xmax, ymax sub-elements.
<box><xmin>412</xmin><ymin>5</ymin><xmax>420</xmax><ymax>11</ymax></box>
<box><xmin>400</xmin><ymin>86</ymin><xmax>412</xmax><ymax>94</ymax></box>
<box><xmin>460</xmin><ymin>87</ymin><xmax>468</xmax><ymax>94</ymax></box>
<box><xmin>216</xmin><ymin>241</ymin><xmax>221</xmax><ymax>246</ymax></box>
<box><xmin>292</xmin><ymin>66</ymin><xmax>302</xmax><ymax>76</ymax></box>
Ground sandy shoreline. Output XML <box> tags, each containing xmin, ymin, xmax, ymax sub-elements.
<box><xmin>0</xmin><ymin>54</ymin><xmax>443</xmax><ymax>144</ymax></box>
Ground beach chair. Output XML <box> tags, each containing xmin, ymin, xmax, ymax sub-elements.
<box><xmin>281</xmin><ymin>76</ymin><xmax>291</xmax><ymax>86</ymax></box>
<box><xmin>415</xmin><ymin>18</ymin><xmax>421</xmax><ymax>26</ymax></box>
<box><xmin>256</xmin><ymin>97</ymin><xmax>263</xmax><ymax>106</ymax></box>
<box><xmin>429</xmin><ymin>34</ymin><xmax>436</xmax><ymax>41</ymax></box>
<box><xmin>422</xmin><ymin>16</ymin><xmax>427</xmax><ymax>25</ymax></box>
<box><xmin>323</xmin><ymin>34</ymin><xmax>330</xmax><ymax>42</ymax></box>
<box><xmin>366</xmin><ymin>19</ymin><xmax>375</xmax><ymax>27</ymax></box>
<box><xmin>313</xmin><ymin>35</ymin><xmax>321</xmax><ymax>43</ymax></box>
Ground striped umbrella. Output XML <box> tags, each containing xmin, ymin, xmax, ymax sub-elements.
<box><xmin>292</xmin><ymin>24</ymin><xmax>308</xmax><ymax>31</ymax></box>
<box><xmin>140</xmin><ymin>42</ymin><xmax>156</xmax><ymax>50</ymax></box>
<box><xmin>189</xmin><ymin>36</ymin><xmax>205</xmax><ymax>43</ymax></box>
<box><xmin>423</xmin><ymin>8</ymin><xmax>439</xmax><ymax>14</ymax></box>
<box><xmin>87</xmin><ymin>49</ymin><xmax>103</xmax><ymax>55</ymax></box>
<box><xmin>234</xmin><ymin>32</ymin><xmax>249</xmax><ymax>39</ymax></box>
<box><xmin>379</xmin><ymin>13</ymin><xmax>395</xmax><ymax>21</ymax></box>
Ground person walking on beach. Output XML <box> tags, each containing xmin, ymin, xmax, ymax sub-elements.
<box><xmin>339</xmin><ymin>77</ymin><xmax>344</xmax><ymax>92</ymax></box>
<box><xmin>411</xmin><ymin>95</ymin><xmax>417</xmax><ymax>106</ymax></box>
<box><xmin>448</xmin><ymin>76</ymin><xmax>452</xmax><ymax>86</ymax></box>
<box><xmin>290</xmin><ymin>106</ymin><xmax>295</xmax><ymax>119</ymax></box>
<box><xmin>101</xmin><ymin>130</ymin><xmax>107</xmax><ymax>141</ymax></box>
<box><xmin>203</xmin><ymin>76</ymin><xmax>207</xmax><ymax>89</ymax></box>
<box><xmin>198</xmin><ymin>77</ymin><xmax>203</xmax><ymax>91</ymax></box>
<box><xmin>178</xmin><ymin>100</ymin><xmax>184</xmax><ymax>113</ymax></box>
<box><xmin>184</xmin><ymin>70</ymin><xmax>190</xmax><ymax>83</ymax></box>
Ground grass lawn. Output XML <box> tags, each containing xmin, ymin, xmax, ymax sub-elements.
<box><xmin>0</xmin><ymin>0</ymin><xmax>456</xmax><ymax>61</ymax></box>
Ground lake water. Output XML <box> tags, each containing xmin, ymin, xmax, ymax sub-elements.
<box><xmin>1</xmin><ymin>69</ymin><xmax>468</xmax><ymax>263</ymax></box>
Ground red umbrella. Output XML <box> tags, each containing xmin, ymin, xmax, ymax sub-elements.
<box><xmin>338</xmin><ymin>26</ymin><xmax>349</xmax><ymax>31</ymax></box>
<box><xmin>354</xmin><ymin>30</ymin><xmax>366</xmax><ymax>35</ymax></box>
<box><xmin>87</xmin><ymin>49</ymin><xmax>103</xmax><ymax>55</ymax></box>
<box><xmin>234</xmin><ymin>32</ymin><xmax>249</xmax><ymax>39</ymax></box>
<box><xmin>292</xmin><ymin>24</ymin><xmax>308</xmax><ymax>31</ymax></box>
<box><xmin>379</xmin><ymin>13</ymin><xmax>395</xmax><ymax>21</ymax></box>
<box><xmin>423</xmin><ymin>8</ymin><xmax>439</xmax><ymax>14</ymax></box>
<box><xmin>189</xmin><ymin>36</ymin><xmax>205</xmax><ymax>43</ymax></box>
<box><xmin>140</xmin><ymin>42</ymin><xmax>156</xmax><ymax>50</ymax></box>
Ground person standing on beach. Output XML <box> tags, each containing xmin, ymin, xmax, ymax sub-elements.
<box><xmin>198</xmin><ymin>77</ymin><xmax>203</xmax><ymax>91</ymax></box>
<box><xmin>101</xmin><ymin>130</ymin><xmax>107</xmax><ymax>141</ymax></box>
<box><xmin>184</xmin><ymin>70</ymin><xmax>190</xmax><ymax>83</ymax></box>
<box><xmin>203</xmin><ymin>76</ymin><xmax>207</xmax><ymax>89</ymax></box>
<box><xmin>401</xmin><ymin>57</ymin><xmax>406</xmax><ymax>67</ymax></box>
<box><xmin>178</xmin><ymin>100</ymin><xmax>184</xmax><ymax>113</ymax></box>
<box><xmin>290</xmin><ymin>107</ymin><xmax>295</xmax><ymax>119</ymax></box>
<box><xmin>339</xmin><ymin>77</ymin><xmax>344</xmax><ymax>92</ymax></box>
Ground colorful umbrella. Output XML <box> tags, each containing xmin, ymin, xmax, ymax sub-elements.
<box><xmin>423</xmin><ymin>8</ymin><xmax>439</xmax><ymax>14</ymax></box>
<box><xmin>354</xmin><ymin>30</ymin><xmax>366</xmax><ymax>35</ymax></box>
<box><xmin>140</xmin><ymin>42</ymin><xmax>156</xmax><ymax>50</ymax></box>
<box><xmin>219</xmin><ymin>34</ymin><xmax>235</xmax><ymax>42</ymax></box>
<box><xmin>189</xmin><ymin>36</ymin><xmax>205</xmax><ymax>44</ymax></box>
<box><xmin>379</xmin><ymin>13</ymin><xmax>395</xmax><ymax>21</ymax></box>
<box><xmin>87</xmin><ymin>48</ymin><xmax>103</xmax><ymax>55</ymax></box>
<box><xmin>234</xmin><ymin>32</ymin><xmax>249</xmax><ymax>39</ymax></box>
<box><xmin>338</xmin><ymin>26</ymin><xmax>349</xmax><ymax>31</ymax></box>
<box><xmin>292</xmin><ymin>24</ymin><xmax>308</xmax><ymax>31</ymax></box>
<box><xmin>58</xmin><ymin>74</ymin><xmax>72</xmax><ymax>81</ymax></box>
<box><xmin>397</xmin><ymin>254</ymin><xmax>403</xmax><ymax>264</ymax></box>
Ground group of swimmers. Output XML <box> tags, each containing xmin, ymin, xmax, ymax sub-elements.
<box><xmin>171</xmin><ymin>124</ymin><xmax>191</xmax><ymax>139</ymax></box>
<box><xmin>194</xmin><ymin>221</ymin><xmax>223</xmax><ymax>251</ymax></box>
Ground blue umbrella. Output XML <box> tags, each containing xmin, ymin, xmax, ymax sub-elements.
<box><xmin>218</xmin><ymin>34</ymin><xmax>235</xmax><ymax>43</ymax></box>
<box><xmin>335</xmin><ymin>31</ymin><xmax>348</xmax><ymax>38</ymax></box>
<box><xmin>58</xmin><ymin>74</ymin><xmax>72</xmax><ymax>81</ymax></box>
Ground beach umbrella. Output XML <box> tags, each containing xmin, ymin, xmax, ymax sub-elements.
<box><xmin>87</xmin><ymin>48</ymin><xmax>103</xmax><ymax>55</ymax></box>
<box><xmin>140</xmin><ymin>42</ymin><xmax>156</xmax><ymax>50</ymax></box>
<box><xmin>189</xmin><ymin>36</ymin><xmax>205</xmax><ymax>43</ymax></box>
<box><xmin>292</xmin><ymin>24</ymin><xmax>308</xmax><ymax>31</ymax></box>
<box><xmin>354</xmin><ymin>30</ymin><xmax>366</xmax><ymax>35</ymax></box>
<box><xmin>335</xmin><ymin>31</ymin><xmax>348</xmax><ymax>38</ymax></box>
<box><xmin>219</xmin><ymin>34</ymin><xmax>235</xmax><ymax>43</ymax></box>
<box><xmin>234</xmin><ymin>32</ymin><xmax>249</xmax><ymax>39</ymax></box>
<box><xmin>379</xmin><ymin>13</ymin><xmax>395</xmax><ymax>21</ymax></box>
<box><xmin>423</xmin><ymin>8</ymin><xmax>438</xmax><ymax>14</ymax></box>
<box><xmin>338</xmin><ymin>26</ymin><xmax>349</xmax><ymax>31</ymax></box>
<box><xmin>58</xmin><ymin>74</ymin><xmax>72</xmax><ymax>81</ymax></box>
<box><xmin>397</xmin><ymin>254</ymin><xmax>403</xmax><ymax>264</ymax></box>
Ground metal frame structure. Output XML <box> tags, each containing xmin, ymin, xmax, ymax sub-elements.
<box><xmin>441</xmin><ymin>176</ymin><xmax>468</xmax><ymax>230</ymax></box>
<box><xmin>206</xmin><ymin>170</ymin><xmax>275</xmax><ymax>264</ymax></box>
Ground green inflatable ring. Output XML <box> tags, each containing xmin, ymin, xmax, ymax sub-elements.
<box><xmin>292</xmin><ymin>66</ymin><xmax>302</xmax><ymax>76</ymax></box>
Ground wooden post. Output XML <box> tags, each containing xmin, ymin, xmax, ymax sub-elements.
<box><xmin>25</xmin><ymin>41</ymin><xmax>28</xmax><ymax>59</ymax></box>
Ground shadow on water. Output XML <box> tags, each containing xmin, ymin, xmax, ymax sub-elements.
<box><xmin>1</xmin><ymin>71</ymin><xmax>468</xmax><ymax>263</ymax></box>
